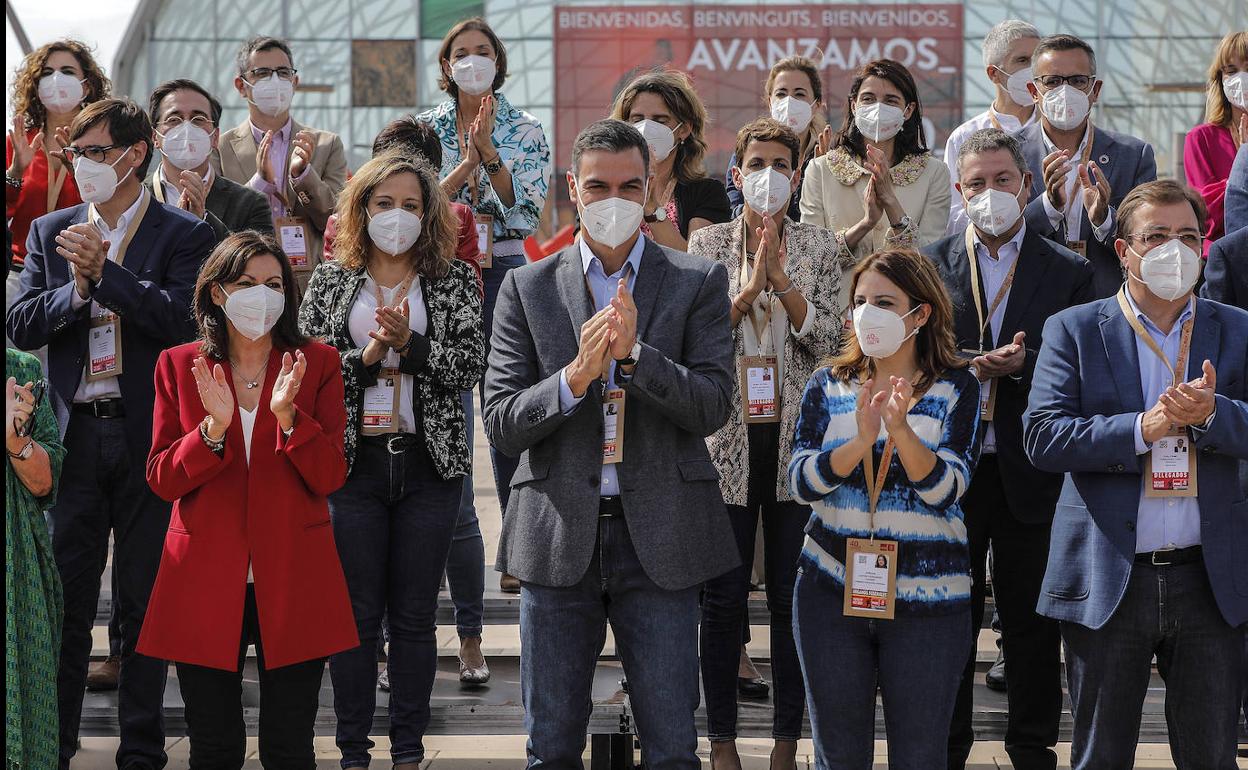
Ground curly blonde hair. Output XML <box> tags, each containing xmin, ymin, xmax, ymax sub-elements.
<box><xmin>11</xmin><ymin>39</ymin><xmax>111</xmax><ymax>130</ymax></box>
<box><xmin>610</xmin><ymin>68</ymin><xmax>710</xmax><ymax>184</ymax></box>
<box><xmin>332</xmin><ymin>152</ymin><xmax>457</xmax><ymax>279</ymax></box>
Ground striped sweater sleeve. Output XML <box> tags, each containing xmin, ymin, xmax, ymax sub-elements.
<box><xmin>788</xmin><ymin>368</ymin><xmax>845</xmax><ymax>504</ymax></box>
<box><xmin>910</xmin><ymin>370</ymin><xmax>981</xmax><ymax>510</ymax></box>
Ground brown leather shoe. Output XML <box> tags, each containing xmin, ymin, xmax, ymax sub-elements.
<box><xmin>86</xmin><ymin>655</ymin><xmax>120</xmax><ymax>691</ymax></box>
<box><xmin>500</xmin><ymin>573</ymin><xmax>521</xmax><ymax>593</ymax></box>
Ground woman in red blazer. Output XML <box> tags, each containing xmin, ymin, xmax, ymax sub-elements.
<box><xmin>139</xmin><ymin>230</ymin><xmax>357</xmax><ymax>769</ymax></box>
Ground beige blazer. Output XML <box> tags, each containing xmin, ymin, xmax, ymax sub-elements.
<box><xmin>688</xmin><ymin>217</ymin><xmax>853</xmax><ymax>506</ymax></box>
<box><xmin>211</xmin><ymin>119</ymin><xmax>348</xmax><ymax>285</ymax></box>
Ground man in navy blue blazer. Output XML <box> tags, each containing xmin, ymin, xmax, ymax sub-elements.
<box><xmin>1024</xmin><ymin>180</ymin><xmax>1248</xmax><ymax>770</ymax></box>
<box><xmin>1224</xmin><ymin>143</ymin><xmax>1247</xmax><ymax>235</ymax></box>
<box><xmin>6</xmin><ymin>98</ymin><xmax>215</xmax><ymax>770</ymax></box>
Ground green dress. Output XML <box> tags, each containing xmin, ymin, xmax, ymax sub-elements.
<box><xmin>5</xmin><ymin>349</ymin><xmax>65</xmax><ymax>768</ymax></box>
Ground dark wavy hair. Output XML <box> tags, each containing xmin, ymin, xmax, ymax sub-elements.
<box><xmin>11</xmin><ymin>38</ymin><xmax>111</xmax><ymax>130</ymax></box>
<box><xmin>193</xmin><ymin>230</ymin><xmax>308</xmax><ymax>361</ymax></box>
<box><xmin>437</xmin><ymin>17</ymin><xmax>509</xmax><ymax>98</ymax></box>
<box><xmin>833</xmin><ymin>59</ymin><xmax>928</xmax><ymax>166</ymax></box>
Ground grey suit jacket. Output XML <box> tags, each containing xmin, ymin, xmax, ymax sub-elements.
<box><xmin>146</xmin><ymin>167</ymin><xmax>273</xmax><ymax>242</ymax></box>
<box><xmin>483</xmin><ymin>237</ymin><xmax>740</xmax><ymax>590</ymax></box>
<box><xmin>1018</xmin><ymin>122</ymin><xmax>1156</xmax><ymax>299</ymax></box>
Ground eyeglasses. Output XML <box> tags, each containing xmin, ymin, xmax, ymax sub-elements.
<box><xmin>63</xmin><ymin>144</ymin><xmax>126</xmax><ymax>164</ymax></box>
<box><xmin>158</xmin><ymin>115</ymin><xmax>215</xmax><ymax>132</ymax></box>
<box><xmin>1033</xmin><ymin>74</ymin><xmax>1094</xmax><ymax>91</ymax></box>
<box><xmin>1128</xmin><ymin>231</ymin><xmax>1203</xmax><ymax>251</ymax></box>
<box><xmin>245</xmin><ymin>67</ymin><xmax>297</xmax><ymax>81</ymax></box>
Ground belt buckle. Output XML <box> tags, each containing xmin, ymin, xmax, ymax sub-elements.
<box><xmin>385</xmin><ymin>434</ymin><xmax>408</xmax><ymax>455</ymax></box>
<box><xmin>1151</xmin><ymin>548</ymin><xmax>1176</xmax><ymax>566</ymax></box>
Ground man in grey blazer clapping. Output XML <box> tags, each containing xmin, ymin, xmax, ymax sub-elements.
<box><xmin>483</xmin><ymin>119</ymin><xmax>739</xmax><ymax>768</ymax></box>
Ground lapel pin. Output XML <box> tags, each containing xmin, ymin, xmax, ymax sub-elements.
<box><xmin>1098</xmin><ymin>154</ymin><xmax>1110</xmax><ymax>165</ymax></box>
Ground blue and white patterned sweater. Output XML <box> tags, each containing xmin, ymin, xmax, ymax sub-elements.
<box><xmin>788</xmin><ymin>366</ymin><xmax>981</xmax><ymax>615</ymax></box>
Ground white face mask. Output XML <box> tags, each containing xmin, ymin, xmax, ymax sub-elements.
<box><xmin>74</xmin><ymin>150</ymin><xmax>134</xmax><ymax>205</ymax></box>
<box><xmin>451</xmin><ymin>55</ymin><xmax>496</xmax><ymax>96</ymax></box>
<box><xmin>158</xmin><ymin>122</ymin><xmax>213</xmax><ymax>171</ymax></box>
<box><xmin>577</xmin><ymin>184</ymin><xmax>646</xmax><ymax>250</ymax></box>
<box><xmin>1128</xmin><ymin>240</ymin><xmax>1201</xmax><ymax>302</ymax></box>
<box><xmin>1040</xmin><ymin>84</ymin><xmax>1091</xmax><ymax>131</ymax></box>
<box><xmin>221</xmin><ymin>284</ymin><xmax>285</xmax><ymax>341</ymax></box>
<box><xmin>994</xmin><ymin>65</ymin><xmax>1034</xmax><ymax>108</ymax></box>
<box><xmin>854</xmin><ymin>101</ymin><xmax>906</xmax><ymax>143</ymax></box>
<box><xmin>368</xmin><ymin>208</ymin><xmax>423</xmax><ymax>256</ymax></box>
<box><xmin>853</xmin><ymin>302</ymin><xmax>921</xmax><ymax>359</ymax></box>
<box><xmin>1223</xmin><ymin>71</ymin><xmax>1248</xmax><ymax>111</ymax></box>
<box><xmin>246</xmin><ymin>74</ymin><xmax>294</xmax><ymax>117</ymax></box>
<box><xmin>740</xmin><ymin>166</ymin><xmax>793</xmax><ymax>217</ymax></box>
<box><xmin>964</xmin><ymin>178</ymin><xmax>1026</xmax><ymax>237</ymax></box>
<box><xmin>38</xmin><ymin>72</ymin><xmax>85</xmax><ymax>113</ymax></box>
<box><xmin>770</xmin><ymin>96</ymin><xmax>813</xmax><ymax>133</ymax></box>
<box><xmin>633</xmin><ymin>120</ymin><xmax>680</xmax><ymax>163</ymax></box>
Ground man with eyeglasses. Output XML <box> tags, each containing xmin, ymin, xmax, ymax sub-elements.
<box><xmin>1017</xmin><ymin>34</ymin><xmax>1157</xmax><ymax>299</ymax></box>
<box><xmin>146</xmin><ymin>78</ymin><xmax>272</xmax><ymax>241</ymax></box>
<box><xmin>213</xmin><ymin>35</ymin><xmax>347</xmax><ymax>293</ymax></box>
<box><xmin>1024</xmin><ymin>179</ymin><xmax>1248</xmax><ymax>769</ymax></box>
<box><xmin>6</xmin><ymin>97</ymin><xmax>215</xmax><ymax>770</ymax></box>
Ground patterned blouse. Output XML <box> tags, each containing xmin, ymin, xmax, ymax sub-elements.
<box><xmin>788</xmin><ymin>366</ymin><xmax>981</xmax><ymax>615</ymax></box>
<box><xmin>297</xmin><ymin>259</ymin><xmax>485</xmax><ymax>478</ymax></box>
<box><xmin>416</xmin><ymin>92</ymin><xmax>551</xmax><ymax>243</ymax></box>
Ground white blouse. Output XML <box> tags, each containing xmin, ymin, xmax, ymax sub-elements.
<box><xmin>238</xmin><ymin>404</ymin><xmax>257</xmax><ymax>582</ymax></box>
<box><xmin>347</xmin><ymin>273</ymin><xmax>429</xmax><ymax>434</ymax></box>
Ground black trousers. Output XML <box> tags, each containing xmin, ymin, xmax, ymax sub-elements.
<box><xmin>176</xmin><ymin>585</ymin><xmax>326</xmax><ymax>770</ymax></box>
<box><xmin>948</xmin><ymin>455</ymin><xmax>1062</xmax><ymax>770</ymax></box>
<box><xmin>53</xmin><ymin>413</ymin><xmax>170</xmax><ymax>770</ymax></box>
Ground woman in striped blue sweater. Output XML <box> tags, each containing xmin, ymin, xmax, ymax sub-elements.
<box><xmin>788</xmin><ymin>248</ymin><xmax>981</xmax><ymax>769</ymax></box>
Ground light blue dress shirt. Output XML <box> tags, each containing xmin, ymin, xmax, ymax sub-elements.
<box><xmin>1126</xmin><ymin>290</ymin><xmax>1204</xmax><ymax>552</ymax></box>
<box><xmin>557</xmin><ymin>234</ymin><xmax>645</xmax><ymax>497</ymax></box>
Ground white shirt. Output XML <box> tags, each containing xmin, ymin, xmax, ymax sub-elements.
<box><xmin>157</xmin><ymin>163</ymin><xmax>213</xmax><ymax>208</ymax></box>
<box><xmin>944</xmin><ymin>105</ymin><xmax>1038</xmax><ymax>234</ymax></box>
<box><xmin>71</xmin><ymin>188</ymin><xmax>149</xmax><ymax>403</ymax></box>
<box><xmin>739</xmin><ymin>255</ymin><xmax>815</xmax><ymax>383</ymax></box>
<box><xmin>348</xmin><ymin>272</ymin><xmax>429</xmax><ymax>433</ymax></box>
<box><xmin>1038</xmin><ymin>125</ymin><xmax>1114</xmax><ymax>244</ymax></box>
<box><xmin>238</xmin><ymin>403</ymin><xmax>259</xmax><ymax>583</ymax></box>
<box><xmin>969</xmin><ymin>222</ymin><xmax>1027</xmax><ymax>453</ymax></box>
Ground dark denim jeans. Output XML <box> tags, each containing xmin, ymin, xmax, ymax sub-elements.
<box><xmin>445</xmin><ymin>389</ymin><xmax>485</xmax><ymax>638</ymax></box>
<box><xmin>480</xmin><ymin>253</ymin><xmax>526</xmax><ymax>516</ymax></box>
<box><xmin>520</xmin><ymin>515</ymin><xmax>701</xmax><ymax>769</ymax></box>
<box><xmin>327</xmin><ymin>436</ymin><xmax>463</xmax><ymax>768</ymax></box>
<box><xmin>700</xmin><ymin>422</ymin><xmax>807</xmax><ymax>740</ymax></box>
<box><xmin>794</xmin><ymin>562</ymin><xmax>972</xmax><ymax>770</ymax></box>
<box><xmin>1061</xmin><ymin>559</ymin><xmax>1244</xmax><ymax>770</ymax></box>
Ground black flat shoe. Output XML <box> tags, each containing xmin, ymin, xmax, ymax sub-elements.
<box><xmin>737</xmin><ymin>675</ymin><xmax>770</xmax><ymax>699</ymax></box>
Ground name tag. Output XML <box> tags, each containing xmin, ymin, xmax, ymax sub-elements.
<box><xmin>843</xmin><ymin>538</ymin><xmax>899</xmax><ymax>620</ymax></box>
<box><xmin>361</xmin><ymin>368</ymin><xmax>402</xmax><ymax>435</ymax></box>
<box><xmin>1146</xmin><ymin>431</ymin><xmax>1198</xmax><ymax>497</ymax></box>
<box><xmin>740</xmin><ymin>355</ymin><xmax>780</xmax><ymax>424</ymax></box>
<box><xmin>960</xmin><ymin>348</ymin><xmax>997</xmax><ymax>422</ymax></box>
<box><xmin>276</xmin><ymin>215</ymin><xmax>312</xmax><ymax>271</ymax></box>
<box><xmin>87</xmin><ymin>315</ymin><xmax>123</xmax><ymax>382</ymax></box>
<box><xmin>475</xmin><ymin>213</ymin><xmax>494</xmax><ymax>269</ymax></box>
<box><xmin>602</xmin><ymin>388</ymin><xmax>625</xmax><ymax>464</ymax></box>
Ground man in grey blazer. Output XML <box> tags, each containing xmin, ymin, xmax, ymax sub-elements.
<box><xmin>1019</xmin><ymin>34</ymin><xmax>1157</xmax><ymax>299</ymax></box>
<box><xmin>147</xmin><ymin>78</ymin><xmax>272</xmax><ymax>242</ymax></box>
<box><xmin>483</xmin><ymin>119</ymin><xmax>738</xmax><ymax>768</ymax></box>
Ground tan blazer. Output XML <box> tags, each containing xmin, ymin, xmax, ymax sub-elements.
<box><xmin>211</xmin><ymin>119</ymin><xmax>348</xmax><ymax>286</ymax></box>
<box><xmin>688</xmin><ymin>217</ymin><xmax>853</xmax><ymax>506</ymax></box>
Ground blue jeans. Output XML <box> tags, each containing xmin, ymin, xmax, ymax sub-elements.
<box><xmin>520</xmin><ymin>515</ymin><xmax>701</xmax><ymax>769</ymax></box>
<box><xmin>445</xmin><ymin>390</ymin><xmax>485</xmax><ymax>638</ymax></box>
<box><xmin>1061</xmin><ymin>559</ymin><xmax>1244</xmax><ymax>770</ymax></box>
<box><xmin>327</xmin><ymin>436</ymin><xmax>463</xmax><ymax>768</ymax></box>
<box><xmin>794</xmin><ymin>562</ymin><xmax>971</xmax><ymax>770</ymax></box>
<box><xmin>480</xmin><ymin>254</ymin><xmax>526</xmax><ymax>516</ymax></box>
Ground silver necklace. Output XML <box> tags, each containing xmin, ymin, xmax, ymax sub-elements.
<box><xmin>230</xmin><ymin>357</ymin><xmax>268</xmax><ymax>389</ymax></box>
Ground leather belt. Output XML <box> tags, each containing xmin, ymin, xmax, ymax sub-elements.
<box><xmin>73</xmin><ymin>399</ymin><xmax>126</xmax><ymax>419</ymax></box>
<box><xmin>361</xmin><ymin>432</ymin><xmax>421</xmax><ymax>455</ymax></box>
<box><xmin>1134</xmin><ymin>545</ymin><xmax>1202</xmax><ymax>566</ymax></box>
<box><xmin>599</xmin><ymin>496</ymin><xmax>624</xmax><ymax>519</ymax></box>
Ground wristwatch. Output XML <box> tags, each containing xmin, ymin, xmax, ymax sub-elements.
<box><xmin>7</xmin><ymin>438</ymin><xmax>34</xmax><ymax>460</ymax></box>
<box><xmin>615</xmin><ymin>340</ymin><xmax>642</xmax><ymax>367</ymax></box>
<box><xmin>643</xmin><ymin>208</ymin><xmax>668</xmax><ymax>224</ymax></box>
<box><xmin>890</xmin><ymin>214</ymin><xmax>913</xmax><ymax>230</ymax></box>
<box><xmin>483</xmin><ymin>155</ymin><xmax>504</xmax><ymax>176</ymax></box>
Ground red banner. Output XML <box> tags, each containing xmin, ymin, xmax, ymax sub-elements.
<box><xmin>553</xmin><ymin>3</ymin><xmax>963</xmax><ymax>202</ymax></box>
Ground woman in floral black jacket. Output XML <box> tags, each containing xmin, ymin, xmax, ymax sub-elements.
<box><xmin>297</xmin><ymin>151</ymin><xmax>484</xmax><ymax>770</ymax></box>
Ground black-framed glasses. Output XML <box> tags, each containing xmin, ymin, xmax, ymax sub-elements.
<box><xmin>1128</xmin><ymin>231</ymin><xmax>1203</xmax><ymax>251</ymax></box>
<box><xmin>245</xmin><ymin>67</ymin><xmax>297</xmax><ymax>81</ymax></box>
<box><xmin>63</xmin><ymin>143</ymin><xmax>125</xmax><ymax>164</ymax></box>
<box><xmin>1033</xmin><ymin>74</ymin><xmax>1094</xmax><ymax>91</ymax></box>
<box><xmin>158</xmin><ymin>115</ymin><xmax>215</xmax><ymax>132</ymax></box>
